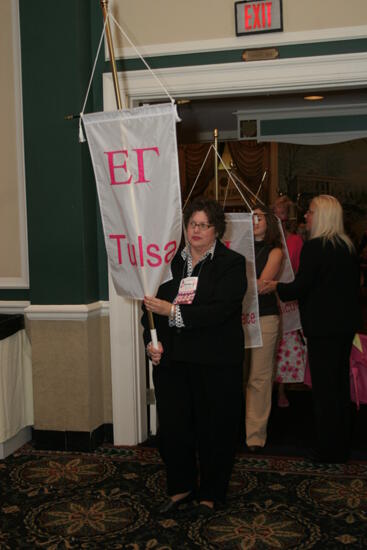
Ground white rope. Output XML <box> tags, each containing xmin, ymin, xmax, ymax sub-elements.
<box><xmin>109</xmin><ymin>12</ymin><xmax>175</xmax><ymax>104</ymax></box>
<box><xmin>214</xmin><ymin>147</ymin><xmax>253</xmax><ymax>211</ymax></box>
<box><xmin>223</xmin><ymin>173</ymin><xmax>230</xmax><ymax>209</ymax></box>
<box><xmin>182</xmin><ymin>144</ymin><xmax>214</xmax><ymax>211</ymax></box>
<box><xmin>231</xmin><ymin>171</ymin><xmax>266</xmax><ymax>207</ymax></box>
<box><xmin>182</xmin><ymin>142</ymin><xmax>267</xmax><ymax>213</ymax></box>
<box><xmin>254</xmin><ymin>170</ymin><xmax>268</xmax><ymax>201</ymax></box>
<box><xmin>78</xmin><ymin>16</ymin><xmax>109</xmax><ymax>142</ymax></box>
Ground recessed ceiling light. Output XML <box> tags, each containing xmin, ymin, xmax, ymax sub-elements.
<box><xmin>304</xmin><ymin>95</ymin><xmax>324</xmax><ymax>101</ymax></box>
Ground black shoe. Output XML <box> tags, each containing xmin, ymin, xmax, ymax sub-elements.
<box><xmin>195</xmin><ymin>503</ymin><xmax>215</xmax><ymax>517</ymax></box>
<box><xmin>305</xmin><ymin>449</ymin><xmax>348</xmax><ymax>464</ymax></box>
<box><xmin>247</xmin><ymin>445</ymin><xmax>263</xmax><ymax>453</ymax></box>
<box><xmin>158</xmin><ymin>492</ymin><xmax>194</xmax><ymax>514</ymax></box>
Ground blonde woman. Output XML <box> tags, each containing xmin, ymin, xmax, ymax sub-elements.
<box><xmin>262</xmin><ymin>195</ymin><xmax>362</xmax><ymax>463</ymax></box>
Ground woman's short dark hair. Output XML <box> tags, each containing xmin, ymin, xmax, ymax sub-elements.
<box><xmin>253</xmin><ymin>202</ymin><xmax>282</xmax><ymax>248</ymax></box>
<box><xmin>183</xmin><ymin>198</ymin><xmax>226</xmax><ymax>239</ymax></box>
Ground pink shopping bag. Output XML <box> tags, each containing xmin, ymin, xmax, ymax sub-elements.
<box><xmin>301</xmin><ymin>334</ymin><xmax>367</xmax><ymax>410</ymax></box>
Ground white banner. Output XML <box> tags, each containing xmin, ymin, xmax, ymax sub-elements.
<box><xmin>82</xmin><ymin>104</ymin><xmax>182</xmax><ymax>299</ymax></box>
<box><xmin>277</xmin><ymin>221</ymin><xmax>302</xmax><ymax>334</ymax></box>
<box><xmin>224</xmin><ymin>213</ymin><xmax>262</xmax><ymax>349</ymax></box>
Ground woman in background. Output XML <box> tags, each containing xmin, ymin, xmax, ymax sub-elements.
<box><xmin>262</xmin><ymin>195</ymin><xmax>361</xmax><ymax>463</ymax></box>
<box><xmin>272</xmin><ymin>195</ymin><xmax>305</xmax><ymax>407</ymax></box>
<box><xmin>245</xmin><ymin>204</ymin><xmax>283</xmax><ymax>452</ymax></box>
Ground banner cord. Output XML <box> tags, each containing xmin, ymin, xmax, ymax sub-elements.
<box><xmin>182</xmin><ymin>145</ymin><xmax>214</xmax><ymax>211</ymax></box>
<box><xmin>78</xmin><ymin>16</ymin><xmax>109</xmax><ymax>141</ymax></box>
<box><xmin>231</xmin><ymin>171</ymin><xmax>266</xmax><ymax>207</ymax></box>
<box><xmin>109</xmin><ymin>12</ymin><xmax>175</xmax><ymax>105</ymax></box>
<box><xmin>183</xmin><ymin>143</ymin><xmax>256</xmax><ymax>212</ymax></box>
<box><xmin>214</xmin><ymin>147</ymin><xmax>253</xmax><ymax>211</ymax></box>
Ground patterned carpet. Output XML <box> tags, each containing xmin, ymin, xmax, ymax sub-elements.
<box><xmin>1</xmin><ymin>444</ymin><xmax>367</xmax><ymax>549</ymax></box>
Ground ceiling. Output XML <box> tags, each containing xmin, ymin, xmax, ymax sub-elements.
<box><xmin>176</xmin><ymin>88</ymin><xmax>367</xmax><ymax>143</ymax></box>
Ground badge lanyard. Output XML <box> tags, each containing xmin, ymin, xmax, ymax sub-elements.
<box><xmin>174</xmin><ymin>256</ymin><xmax>208</xmax><ymax>305</ymax></box>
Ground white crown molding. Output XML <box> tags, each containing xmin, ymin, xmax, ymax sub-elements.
<box><xmin>111</xmin><ymin>25</ymin><xmax>367</xmax><ymax>60</ymax></box>
<box><xmin>0</xmin><ymin>301</ymin><xmax>30</xmax><ymax>315</ymax></box>
<box><xmin>237</xmin><ymin>103</ymin><xmax>367</xmax><ymax>120</ymax></box>
<box><xmin>259</xmin><ymin>131</ymin><xmax>367</xmax><ymax>145</ymax></box>
<box><xmin>104</xmin><ymin>52</ymin><xmax>367</xmax><ymax>104</ymax></box>
<box><xmin>24</xmin><ymin>301</ymin><xmax>110</xmax><ymax>321</ymax></box>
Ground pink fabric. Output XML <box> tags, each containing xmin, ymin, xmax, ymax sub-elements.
<box><xmin>303</xmin><ymin>358</ymin><xmax>312</xmax><ymax>387</ymax></box>
<box><xmin>286</xmin><ymin>233</ymin><xmax>304</xmax><ymax>274</ymax></box>
<box><xmin>349</xmin><ymin>334</ymin><xmax>367</xmax><ymax>409</ymax></box>
<box><xmin>304</xmin><ymin>334</ymin><xmax>367</xmax><ymax>409</ymax></box>
<box><xmin>275</xmin><ymin>330</ymin><xmax>306</xmax><ymax>383</ymax></box>
<box><xmin>275</xmin><ymin>232</ymin><xmax>306</xmax><ymax>383</ymax></box>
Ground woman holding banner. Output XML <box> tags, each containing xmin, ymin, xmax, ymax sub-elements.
<box><xmin>142</xmin><ymin>198</ymin><xmax>247</xmax><ymax>515</ymax></box>
<box><xmin>261</xmin><ymin>195</ymin><xmax>361</xmax><ymax>463</ymax></box>
<box><xmin>245</xmin><ymin>204</ymin><xmax>283</xmax><ymax>453</ymax></box>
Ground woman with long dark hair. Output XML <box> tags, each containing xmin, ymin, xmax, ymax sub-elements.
<box><xmin>245</xmin><ymin>204</ymin><xmax>283</xmax><ymax>452</ymax></box>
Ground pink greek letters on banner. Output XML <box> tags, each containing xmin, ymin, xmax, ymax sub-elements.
<box><xmin>81</xmin><ymin>103</ymin><xmax>182</xmax><ymax>299</ymax></box>
<box><xmin>104</xmin><ymin>147</ymin><xmax>160</xmax><ymax>185</ymax></box>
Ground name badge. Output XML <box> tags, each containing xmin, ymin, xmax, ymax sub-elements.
<box><xmin>174</xmin><ymin>277</ymin><xmax>198</xmax><ymax>305</ymax></box>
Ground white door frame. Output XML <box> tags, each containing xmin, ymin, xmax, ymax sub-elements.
<box><xmin>104</xmin><ymin>51</ymin><xmax>367</xmax><ymax>445</ymax></box>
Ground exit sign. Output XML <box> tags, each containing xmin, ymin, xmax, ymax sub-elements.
<box><xmin>235</xmin><ymin>0</ymin><xmax>283</xmax><ymax>36</ymax></box>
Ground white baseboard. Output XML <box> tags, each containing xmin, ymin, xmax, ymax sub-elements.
<box><xmin>0</xmin><ymin>301</ymin><xmax>30</xmax><ymax>314</ymax></box>
<box><xmin>0</xmin><ymin>426</ymin><xmax>32</xmax><ymax>459</ymax></box>
<box><xmin>0</xmin><ymin>301</ymin><xmax>110</xmax><ymax>321</ymax></box>
<box><xmin>23</xmin><ymin>301</ymin><xmax>110</xmax><ymax>321</ymax></box>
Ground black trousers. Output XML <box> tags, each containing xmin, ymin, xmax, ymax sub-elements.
<box><xmin>307</xmin><ymin>333</ymin><xmax>354</xmax><ymax>461</ymax></box>
<box><xmin>153</xmin><ymin>360</ymin><xmax>243</xmax><ymax>503</ymax></box>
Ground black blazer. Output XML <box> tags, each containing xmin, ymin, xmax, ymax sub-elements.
<box><xmin>277</xmin><ymin>237</ymin><xmax>362</xmax><ymax>337</ymax></box>
<box><xmin>142</xmin><ymin>240</ymin><xmax>247</xmax><ymax>366</ymax></box>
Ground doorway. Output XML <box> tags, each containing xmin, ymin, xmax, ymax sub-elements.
<box><xmin>104</xmin><ymin>65</ymin><xmax>367</xmax><ymax>444</ymax></box>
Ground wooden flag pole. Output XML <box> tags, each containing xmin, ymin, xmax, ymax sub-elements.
<box><xmin>99</xmin><ymin>0</ymin><xmax>157</xmax><ymax>340</ymax></box>
<box><xmin>214</xmin><ymin>128</ymin><xmax>219</xmax><ymax>201</ymax></box>
<box><xmin>100</xmin><ymin>0</ymin><xmax>122</xmax><ymax>110</ymax></box>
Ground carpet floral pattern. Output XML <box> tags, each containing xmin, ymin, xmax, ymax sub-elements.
<box><xmin>0</xmin><ymin>445</ymin><xmax>366</xmax><ymax>549</ymax></box>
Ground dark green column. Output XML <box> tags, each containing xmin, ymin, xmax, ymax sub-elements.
<box><xmin>15</xmin><ymin>0</ymin><xmax>107</xmax><ymax>305</ymax></box>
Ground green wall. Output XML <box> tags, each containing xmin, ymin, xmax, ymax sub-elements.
<box><xmin>4</xmin><ymin>0</ymin><xmax>108</xmax><ymax>304</ymax></box>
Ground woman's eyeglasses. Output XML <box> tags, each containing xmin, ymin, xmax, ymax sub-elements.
<box><xmin>189</xmin><ymin>221</ymin><xmax>213</xmax><ymax>231</ymax></box>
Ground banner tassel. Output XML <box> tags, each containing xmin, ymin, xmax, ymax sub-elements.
<box><xmin>79</xmin><ymin>115</ymin><xmax>86</xmax><ymax>143</ymax></box>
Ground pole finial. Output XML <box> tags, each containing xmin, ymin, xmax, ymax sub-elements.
<box><xmin>99</xmin><ymin>0</ymin><xmax>123</xmax><ymax>110</ymax></box>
